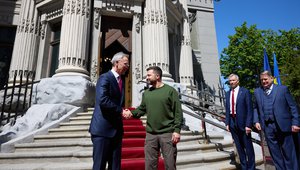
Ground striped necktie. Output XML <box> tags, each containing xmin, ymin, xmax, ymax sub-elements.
<box><xmin>265</xmin><ymin>88</ymin><xmax>271</xmax><ymax>95</ymax></box>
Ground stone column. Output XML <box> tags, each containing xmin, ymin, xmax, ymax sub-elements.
<box><xmin>143</xmin><ymin>0</ymin><xmax>173</xmax><ymax>81</ymax></box>
<box><xmin>54</xmin><ymin>0</ymin><xmax>91</xmax><ymax>78</ymax></box>
<box><xmin>132</xmin><ymin>13</ymin><xmax>143</xmax><ymax>83</ymax></box>
<box><xmin>9</xmin><ymin>0</ymin><xmax>40</xmax><ymax>80</ymax></box>
<box><xmin>89</xmin><ymin>7</ymin><xmax>101</xmax><ymax>84</ymax></box>
<box><xmin>179</xmin><ymin>0</ymin><xmax>194</xmax><ymax>85</ymax></box>
<box><xmin>132</xmin><ymin>13</ymin><xmax>143</xmax><ymax>107</ymax></box>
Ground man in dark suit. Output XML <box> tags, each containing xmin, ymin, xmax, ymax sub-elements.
<box><xmin>89</xmin><ymin>52</ymin><xmax>130</xmax><ymax>170</ymax></box>
<box><xmin>225</xmin><ymin>74</ymin><xmax>255</xmax><ymax>170</ymax></box>
<box><xmin>254</xmin><ymin>70</ymin><xmax>300</xmax><ymax>170</ymax></box>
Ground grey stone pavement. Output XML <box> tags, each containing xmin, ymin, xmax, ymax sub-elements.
<box><xmin>256</xmin><ymin>163</ymin><xmax>275</xmax><ymax>170</ymax></box>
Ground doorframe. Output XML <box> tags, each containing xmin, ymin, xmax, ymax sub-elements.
<box><xmin>98</xmin><ymin>16</ymin><xmax>133</xmax><ymax>107</ymax></box>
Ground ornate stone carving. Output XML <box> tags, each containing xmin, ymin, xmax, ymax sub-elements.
<box><xmin>71</xmin><ymin>0</ymin><xmax>76</xmax><ymax>14</ymax></box>
<box><xmin>135</xmin><ymin>63</ymin><xmax>141</xmax><ymax>82</ymax></box>
<box><xmin>144</xmin><ymin>10</ymin><xmax>167</xmax><ymax>26</ymax></box>
<box><xmin>181</xmin><ymin>37</ymin><xmax>191</xmax><ymax>46</ymax></box>
<box><xmin>94</xmin><ymin>8</ymin><xmax>101</xmax><ymax>29</ymax></box>
<box><xmin>104</xmin><ymin>0</ymin><xmax>133</xmax><ymax>13</ymax></box>
<box><xmin>63</xmin><ymin>0</ymin><xmax>89</xmax><ymax>17</ymax></box>
<box><xmin>188</xmin><ymin>12</ymin><xmax>196</xmax><ymax>31</ymax></box>
<box><xmin>40</xmin><ymin>21</ymin><xmax>46</xmax><ymax>39</ymax></box>
<box><xmin>46</xmin><ymin>9</ymin><xmax>63</xmax><ymax>21</ymax></box>
<box><xmin>90</xmin><ymin>59</ymin><xmax>98</xmax><ymax>84</ymax></box>
<box><xmin>77</xmin><ymin>0</ymin><xmax>81</xmax><ymax>15</ymax></box>
<box><xmin>135</xmin><ymin>22</ymin><xmax>140</xmax><ymax>33</ymax></box>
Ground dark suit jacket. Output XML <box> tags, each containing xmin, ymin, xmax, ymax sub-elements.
<box><xmin>225</xmin><ymin>87</ymin><xmax>253</xmax><ymax>130</ymax></box>
<box><xmin>253</xmin><ymin>84</ymin><xmax>300</xmax><ymax>132</ymax></box>
<box><xmin>89</xmin><ymin>70</ymin><xmax>124</xmax><ymax>137</ymax></box>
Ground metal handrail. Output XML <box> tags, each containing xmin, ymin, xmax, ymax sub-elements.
<box><xmin>182</xmin><ymin>107</ymin><xmax>226</xmax><ymax>131</ymax></box>
<box><xmin>180</xmin><ymin>93</ymin><xmax>225</xmax><ymax>109</ymax></box>
<box><xmin>0</xmin><ymin>71</ymin><xmax>37</xmax><ymax>127</ymax></box>
<box><xmin>179</xmin><ymin>87</ymin><xmax>261</xmax><ymax>145</ymax></box>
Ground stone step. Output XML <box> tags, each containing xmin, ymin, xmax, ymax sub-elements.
<box><xmin>87</xmin><ymin>108</ymin><xmax>94</xmax><ymax>112</ymax></box>
<box><xmin>59</xmin><ymin>121</ymin><xmax>90</xmax><ymax>127</ymax></box>
<box><xmin>49</xmin><ymin>126</ymin><xmax>89</xmax><ymax>134</ymax></box>
<box><xmin>32</xmin><ymin>132</ymin><xmax>208</xmax><ymax>143</ymax></box>
<box><xmin>14</xmin><ymin>140</ymin><xmax>92</xmax><ymax>152</ymax></box>
<box><xmin>177</xmin><ymin>153</ymin><xmax>264</xmax><ymax>170</ymax></box>
<box><xmin>0</xmin><ymin>150</ymin><xmax>92</xmax><ymax>164</ymax></box>
<box><xmin>177</xmin><ymin>140</ymin><xmax>234</xmax><ymax>154</ymax></box>
<box><xmin>76</xmin><ymin>112</ymin><xmax>92</xmax><ymax>116</ymax></box>
<box><xmin>0</xmin><ymin>107</ymin><xmax>263</xmax><ymax>169</ymax></box>
<box><xmin>1</xmin><ymin>146</ymin><xmax>234</xmax><ymax>166</ymax></box>
<box><xmin>1</xmin><ymin>154</ymin><xmax>264</xmax><ymax>170</ymax></box>
<box><xmin>69</xmin><ymin>116</ymin><xmax>92</xmax><ymax>121</ymax></box>
<box><xmin>177</xmin><ymin>150</ymin><xmax>233</xmax><ymax>166</ymax></box>
<box><xmin>47</xmin><ymin>127</ymin><xmax>201</xmax><ymax>136</ymax></box>
<box><xmin>177</xmin><ymin>159</ymin><xmax>236</xmax><ymax>170</ymax></box>
<box><xmin>0</xmin><ymin>162</ymin><xmax>92</xmax><ymax>170</ymax></box>
<box><xmin>14</xmin><ymin>137</ymin><xmax>231</xmax><ymax>154</ymax></box>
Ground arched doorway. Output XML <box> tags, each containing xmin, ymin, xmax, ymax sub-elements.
<box><xmin>99</xmin><ymin>16</ymin><xmax>132</xmax><ymax>107</ymax></box>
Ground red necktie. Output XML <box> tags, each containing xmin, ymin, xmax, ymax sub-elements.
<box><xmin>118</xmin><ymin>76</ymin><xmax>122</xmax><ymax>92</ymax></box>
<box><xmin>231</xmin><ymin>89</ymin><xmax>235</xmax><ymax>117</ymax></box>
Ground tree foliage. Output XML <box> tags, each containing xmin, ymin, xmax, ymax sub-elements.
<box><xmin>220</xmin><ymin>22</ymin><xmax>300</xmax><ymax>104</ymax></box>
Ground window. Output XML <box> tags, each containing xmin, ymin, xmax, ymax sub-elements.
<box><xmin>49</xmin><ymin>23</ymin><xmax>61</xmax><ymax>77</ymax></box>
<box><xmin>0</xmin><ymin>26</ymin><xmax>16</xmax><ymax>88</ymax></box>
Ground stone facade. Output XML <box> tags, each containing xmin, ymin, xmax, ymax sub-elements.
<box><xmin>0</xmin><ymin>0</ymin><xmax>221</xmax><ymax>106</ymax></box>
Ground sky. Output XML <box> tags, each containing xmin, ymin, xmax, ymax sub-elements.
<box><xmin>214</xmin><ymin>0</ymin><xmax>300</xmax><ymax>56</ymax></box>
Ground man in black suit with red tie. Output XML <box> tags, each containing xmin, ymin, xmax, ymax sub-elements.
<box><xmin>225</xmin><ymin>74</ymin><xmax>255</xmax><ymax>170</ymax></box>
<box><xmin>89</xmin><ymin>52</ymin><xmax>130</xmax><ymax>170</ymax></box>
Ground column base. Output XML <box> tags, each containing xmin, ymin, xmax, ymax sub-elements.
<box><xmin>162</xmin><ymin>76</ymin><xmax>174</xmax><ymax>82</ymax></box>
<box><xmin>162</xmin><ymin>72</ymin><xmax>174</xmax><ymax>82</ymax></box>
<box><xmin>54</xmin><ymin>67</ymin><xmax>90</xmax><ymax>80</ymax></box>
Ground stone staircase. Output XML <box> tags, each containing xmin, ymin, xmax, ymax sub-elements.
<box><xmin>0</xmin><ymin>108</ymin><xmax>262</xmax><ymax>170</ymax></box>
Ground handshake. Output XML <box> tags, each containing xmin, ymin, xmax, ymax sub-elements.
<box><xmin>122</xmin><ymin>109</ymin><xmax>133</xmax><ymax>119</ymax></box>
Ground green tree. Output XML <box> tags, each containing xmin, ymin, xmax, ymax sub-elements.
<box><xmin>220</xmin><ymin>22</ymin><xmax>264</xmax><ymax>92</ymax></box>
<box><xmin>274</xmin><ymin>28</ymin><xmax>300</xmax><ymax>104</ymax></box>
<box><xmin>220</xmin><ymin>23</ymin><xmax>300</xmax><ymax>104</ymax></box>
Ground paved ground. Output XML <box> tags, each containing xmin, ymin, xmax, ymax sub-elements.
<box><xmin>256</xmin><ymin>163</ymin><xmax>275</xmax><ymax>170</ymax></box>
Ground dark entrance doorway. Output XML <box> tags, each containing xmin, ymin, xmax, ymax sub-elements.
<box><xmin>99</xmin><ymin>16</ymin><xmax>132</xmax><ymax>107</ymax></box>
<box><xmin>0</xmin><ymin>26</ymin><xmax>16</xmax><ymax>89</ymax></box>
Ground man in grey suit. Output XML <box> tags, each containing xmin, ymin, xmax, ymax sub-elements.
<box><xmin>254</xmin><ymin>70</ymin><xmax>300</xmax><ymax>170</ymax></box>
<box><xmin>89</xmin><ymin>52</ymin><xmax>130</xmax><ymax>170</ymax></box>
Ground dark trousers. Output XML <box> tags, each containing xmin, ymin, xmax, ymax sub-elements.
<box><xmin>91</xmin><ymin>134</ymin><xmax>122</xmax><ymax>170</ymax></box>
<box><xmin>264</xmin><ymin>120</ymin><xmax>299</xmax><ymax>170</ymax></box>
<box><xmin>229</xmin><ymin>117</ymin><xmax>255</xmax><ymax>170</ymax></box>
<box><xmin>145</xmin><ymin>132</ymin><xmax>177</xmax><ymax>170</ymax></box>
<box><xmin>293</xmin><ymin>132</ymin><xmax>300</xmax><ymax>169</ymax></box>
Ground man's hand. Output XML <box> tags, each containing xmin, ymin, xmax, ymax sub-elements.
<box><xmin>226</xmin><ymin>125</ymin><xmax>230</xmax><ymax>132</ymax></box>
<box><xmin>292</xmin><ymin>125</ymin><xmax>300</xmax><ymax>132</ymax></box>
<box><xmin>172</xmin><ymin>132</ymin><xmax>180</xmax><ymax>144</ymax></box>
<box><xmin>122</xmin><ymin>109</ymin><xmax>132</xmax><ymax>119</ymax></box>
<box><xmin>255</xmin><ymin>123</ymin><xmax>261</xmax><ymax>131</ymax></box>
<box><xmin>245</xmin><ymin>127</ymin><xmax>252</xmax><ymax>134</ymax></box>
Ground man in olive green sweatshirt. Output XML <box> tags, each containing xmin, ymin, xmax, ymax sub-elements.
<box><xmin>125</xmin><ymin>66</ymin><xmax>183</xmax><ymax>170</ymax></box>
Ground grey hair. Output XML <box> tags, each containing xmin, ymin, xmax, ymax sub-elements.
<box><xmin>111</xmin><ymin>52</ymin><xmax>129</xmax><ymax>65</ymax></box>
<box><xmin>228</xmin><ymin>73</ymin><xmax>239</xmax><ymax>81</ymax></box>
<box><xmin>260</xmin><ymin>70</ymin><xmax>273</xmax><ymax>77</ymax></box>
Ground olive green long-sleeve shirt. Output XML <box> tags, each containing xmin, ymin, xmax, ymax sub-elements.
<box><xmin>132</xmin><ymin>84</ymin><xmax>183</xmax><ymax>134</ymax></box>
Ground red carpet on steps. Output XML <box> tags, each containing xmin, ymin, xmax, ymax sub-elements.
<box><xmin>121</xmin><ymin>118</ymin><xmax>165</xmax><ymax>170</ymax></box>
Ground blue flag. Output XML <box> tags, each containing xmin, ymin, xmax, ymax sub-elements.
<box><xmin>263</xmin><ymin>48</ymin><xmax>271</xmax><ymax>72</ymax></box>
<box><xmin>273</xmin><ymin>53</ymin><xmax>281</xmax><ymax>85</ymax></box>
